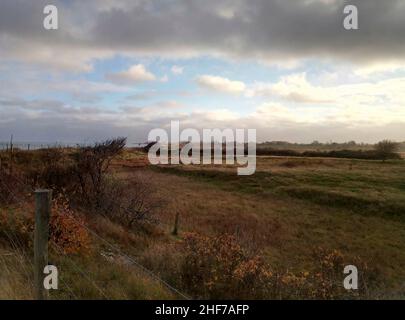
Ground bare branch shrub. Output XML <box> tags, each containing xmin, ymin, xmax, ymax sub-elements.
<box><xmin>72</xmin><ymin>138</ymin><xmax>126</xmax><ymax>207</ymax></box>
<box><xmin>96</xmin><ymin>173</ymin><xmax>162</xmax><ymax>227</ymax></box>
<box><xmin>5</xmin><ymin>138</ymin><xmax>160</xmax><ymax>228</ymax></box>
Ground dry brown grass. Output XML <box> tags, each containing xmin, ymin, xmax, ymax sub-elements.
<box><xmin>114</xmin><ymin>153</ymin><xmax>405</xmax><ymax>297</ymax></box>
<box><xmin>2</xmin><ymin>148</ymin><xmax>405</xmax><ymax>299</ymax></box>
<box><xmin>0</xmin><ymin>248</ymin><xmax>34</xmax><ymax>299</ymax></box>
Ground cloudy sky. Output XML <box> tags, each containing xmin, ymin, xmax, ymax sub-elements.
<box><xmin>1</xmin><ymin>0</ymin><xmax>405</xmax><ymax>144</ymax></box>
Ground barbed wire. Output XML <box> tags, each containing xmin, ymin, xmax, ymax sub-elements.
<box><xmin>51</xmin><ymin>241</ymin><xmax>110</xmax><ymax>300</ymax></box>
<box><xmin>56</xmin><ymin>191</ymin><xmax>191</xmax><ymax>298</ymax></box>
<box><xmin>62</xmin><ymin>212</ymin><xmax>191</xmax><ymax>300</ymax></box>
<box><xmin>1</xmin><ymin>163</ymin><xmax>191</xmax><ymax>300</ymax></box>
<box><xmin>58</xmin><ymin>275</ymin><xmax>79</xmax><ymax>300</ymax></box>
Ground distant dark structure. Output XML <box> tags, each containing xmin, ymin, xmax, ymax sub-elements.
<box><xmin>143</xmin><ymin>141</ymin><xmax>158</xmax><ymax>153</ymax></box>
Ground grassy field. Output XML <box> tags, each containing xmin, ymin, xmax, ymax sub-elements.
<box><xmin>1</xmin><ymin>148</ymin><xmax>405</xmax><ymax>299</ymax></box>
<box><xmin>117</xmin><ymin>153</ymin><xmax>405</xmax><ymax>298</ymax></box>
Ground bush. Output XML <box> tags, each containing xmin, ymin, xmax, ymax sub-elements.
<box><xmin>180</xmin><ymin>233</ymin><xmax>272</xmax><ymax>299</ymax></box>
<box><xmin>72</xmin><ymin>138</ymin><xmax>126</xmax><ymax>208</ymax></box>
<box><xmin>0</xmin><ymin>197</ymin><xmax>91</xmax><ymax>255</ymax></box>
<box><xmin>179</xmin><ymin>233</ymin><xmax>374</xmax><ymax>299</ymax></box>
<box><xmin>96</xmin><ymin>174</ymin><xmax>162</xmax><ymax>227</ymax></box>
<box><xmin>0</xmin><ymin>169</ymin><xmax>29</xmax><ymax>205</ymax></box>
<box><xmin>50</xmin><ymin>196</ymin><xmax>91</xmax><ymax>255</ymax></box>
<box><xmin>21</xmin><ymin>148</ymin><xmax>77</xmax><ymax>196</ymax></box>
<box><xmin>15</xmin><ymin>138</ymin><xmax>160</xmax><ymax>228</ymax></box>
<box><xmin>0</xmin><ymin>206</ymin><xmax>34</xmax><ymax>249</ymax></box>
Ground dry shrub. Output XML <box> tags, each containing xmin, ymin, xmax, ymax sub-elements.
<box><xmin>179</xmin><ymin>233</ymin><xmax>374</xmax><ymax>299</ymax></box>
<box><xmin>15</xmin><ymin>139</ymin><xmax>159</xmax><ymax>229</ymax></box>
<box><xmin>72</xmin><ymin>138</ymin><xmax>126</xmax><ymax>207</ymax></box>
<box><xmin>276</xmin><ymin>248</ymin><xmax>373</xmax><ymax>299</ymax></box>
<box><xmin>97</xmin><ymin>174</ymin><xmax>162</xmax><ymax>228</ymax></box>
<box><xmin>65</xmin><ymin>138</ymin><xmax>161</xmax><ymax>228</ymax></box>
<box><xmin>309</xmin><ymin>248</ymin><xmax>347</xmax><ymax>299</ymax></box>
<box><xmin>0</xmin><ymin>168</ymin><xmax>29</xmax><ymax>205</ymax></box>
<box><xmin>309</xmin><ymin>247</ymin><xmax>372</xmax><ymax>299</ymax></box>
<box><xmin>274</xmin><ymin>251</ymin><xmax>345</xmax><ymax>299</ymax></box>
<box><xmin>22</xmin><ymin>139</ymin><xmax>127</xmax><ymax>209</ymax></box>
<box><xmin>0</xmin><ymin>197</ymin><xmax>91</xmax><ymax>255</ymax></box>
<box><xmin>50</xmin><ymin>196</ymin><xmax>91</xmax><ymax>255</ymax></box>
<box><xmin>0</xmin><ymin>206</ymin><xmax>34</xmax><ymax>249</ymax></box>
<box><xmin>23</xmin><ymin>148</ymin><xmax>77</xmax><ymax>195</ymax></box>
<box><xmin>180</xmin><ymin>233</ymin><xmax>271</xmax><ymax>299</ymax></box>
<box><xmin>0</xmin><ymin>172</ymin><xmax>19</xmax><ymax>204</ymax></box>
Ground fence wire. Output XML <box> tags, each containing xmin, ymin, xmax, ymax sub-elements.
<box><xmin>62</xmin><ymin>212</ymin><xmax>191</xmax><ymax>300</ymax></box>
<box><xmin>51</xmin><ymin>242</ymin><xmax>110</xmax><ymax>300</ymax></box>
<box><xmin>1</xmin><ymin>162</ymin><xmax>191</xmax><ymax>300</ymax></box>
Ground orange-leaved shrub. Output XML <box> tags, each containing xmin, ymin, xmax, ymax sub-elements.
<box><xmin>50</xmin><ymin>196</ymin><xmax>91</xmax><ymax>255</ymax></box>
<box><xmin>0</xmin><ymin>197</ymin><xmax>91</xmax><ymax>255</ymax></box>
<box><xmin>274</xmin><ymin>248</ymin><xmax>372</xmax><ymax>299</ymax></box>
<box><xmin>180</xmin><ymin>233</ymin><xmax>272</xmax><ymax>299</ymax></box>
<box><xmin>179</xmin><ymin>233</ymin><xmax>373</xmax><ymax>299</ymax></box>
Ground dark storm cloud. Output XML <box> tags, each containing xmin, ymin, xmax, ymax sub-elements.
<box><xmin>0</xmin><ymin>0</ymin><xmax>405</xmax><ymax>67</ymax></box>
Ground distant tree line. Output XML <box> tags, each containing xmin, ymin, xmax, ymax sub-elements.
<box><xmin>256</xmin><ymin>140</ymin><xmax>401</xmax><ymax>161</ymax></box>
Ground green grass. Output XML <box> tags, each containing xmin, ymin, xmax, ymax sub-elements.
<box><xmin>153</xmin><ymin>160</ymin><xmax>405</xmax><ymax>221</ymax></box>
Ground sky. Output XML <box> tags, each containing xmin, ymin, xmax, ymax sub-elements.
<box><xmin>1</xmin><ymin>0</ymin><xmax>405</xmax><ymax>144</ymax></box>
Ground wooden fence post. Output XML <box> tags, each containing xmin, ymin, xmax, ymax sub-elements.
<box><xmin>34</xmin><ymin>189</ymin><xmax>52</xmax><ymax>300</ymax></box>
<box><xmin>9</xmin><ymin>135</ymin><xmax>13</xmax><ymax>176</ymax></box>
<box><xmin>172</xmin><ymin>211</ymin><xmax>180</xmax><ymax>236</ymax></box>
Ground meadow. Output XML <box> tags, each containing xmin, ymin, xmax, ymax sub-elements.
<box><xmin>1</xmin><ymin>143</ymin><xmax>405</xmax><ymax>299</ymax></box>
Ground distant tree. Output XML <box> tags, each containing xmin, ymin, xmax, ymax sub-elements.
<box><xmin>374</xmin><ymin>140</ymin><xmax>399</xmax><ymax>161</ymax></box>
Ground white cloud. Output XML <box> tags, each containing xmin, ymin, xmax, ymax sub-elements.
<box><xmin>106</xmin><ymin>64</ymin><xmax>156</xmax><ymax>84</ymax></box>
<box><xmin>160</xmin><ymin>74</ymin><xmax>169</xmax><ymax>82</ymax></box>
<box><xmin>248</xmin><ymin>73</ymin><xmax>335</xmax><ymax>103</ymax></box>
<box><xmin>194</xmin><ymin>109</ymin><xmax>240</xmax><ymax>122</ymax></box>
<box><xmin>196</xmin><ymin>75</ymin><xmax>246</xmax><ymax>94</ymax></box>
<box><xmin>171</xmin><ymin>65</ymin><xmax>184</xmax><ymax>75</ymax></box>
<box><xmin>354</xmin><ymin>61</ymin><xmax>405</xmax><ymax>77</ymax></box>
